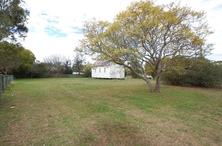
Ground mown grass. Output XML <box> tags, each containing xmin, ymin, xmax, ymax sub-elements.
<box><xmin>0</xmin><ymin>78</ymin><xmax>221</xmax><ymax>146</ymax></box>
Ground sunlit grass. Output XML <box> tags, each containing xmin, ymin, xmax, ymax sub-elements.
<box><xmin>0</xmin><ymin>78</ymin><xmax>221</xmax><ymax>145</ymax></box>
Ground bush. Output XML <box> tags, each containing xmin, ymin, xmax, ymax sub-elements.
<box><xmin>83</xmin><ymin>64</ymin><xmax>92</xmax><ymax>77</ymax></box>
<box><xmin>31</xmin><ymin>63</ymin><xmax>47</xmax><ymax>78</ymax></box>
<box><xmin>162</xmin><ymin>58</ymin><xmax>222</xmax><ymax>87</ymax></box>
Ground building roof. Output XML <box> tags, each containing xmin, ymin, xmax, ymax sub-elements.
<box><xmin>93</xmin><ymin>60</ymin><xmax>112</xmax><ymax>67</ymax></box>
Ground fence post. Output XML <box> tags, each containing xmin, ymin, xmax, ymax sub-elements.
<box><xmin>6</xmin><ymin>75</ymin><xmax>8</xmax><ymax>87</ymax></box>
<box><xmin>0</xmin><ymin>75</ymin><xmax>2</xmax><ymax>100</ymax></box>
<box><xmin>2</xmin><ymin>76</ymin><xmax>4</xmax><ymax>93</ymax></box>
<box><xmin>0</xmin><ymin>75</ymin><xmax>14</xmax><ymax>101</ymax></box>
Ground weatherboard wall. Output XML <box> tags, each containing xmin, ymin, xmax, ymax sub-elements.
<box><xmin>91</xmin><ymin>64</ymin><xmax>124</xmax><ymax>79</ymax></box>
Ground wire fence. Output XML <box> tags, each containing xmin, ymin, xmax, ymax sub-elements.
<box><xmin>51</xmin><ymin>74</ymin><xmax>85</xmax><ymax>78</ymax></box>
<box><xmin>0</xmin><ymin>75</ymin><xmax>14</xmax><ymax>100</ymax></box>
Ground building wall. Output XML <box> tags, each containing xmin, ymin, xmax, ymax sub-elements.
<box><xmin>92</xmin><ymin>66</ymin><xmax>111</xmax><ymax>78</ymax></box>
<box><xmin>91</xmin><ymin>64</ymin><xmax>125</xmax><ymax>79</ymax></box>
<box><xmin>110</xmin><ymin>64</ymin><xmax>125</xmax><ymax>78</ymax></box>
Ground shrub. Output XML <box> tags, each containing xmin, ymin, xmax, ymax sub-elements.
<box><xmin>162</xmin><ymin>58</ymin><xmax>222</xmax><ymax>87</ymax></box>
<box><xmin>83</xmin><ymin>64</ymin><xmax>92</xmax><ymax>77</ymax></box>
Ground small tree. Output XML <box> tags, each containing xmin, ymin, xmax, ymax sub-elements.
<box><xmin>61</xmin><ymin>59</ymin><xmax>72</xmax><ymax>74</ymax></box>
<box><xmin>31</xmin><ymin>61</ymin><xmax>47</xmax><ymax>78</ymax></box>
<box><xmin>83</xmin><ymin>63</ymin><xmax>92</xmax><ymax>77</ymax></box>
<box><xmin>77</xmin><ymin>0</ymin><xmax>213</xmax><ymax>93</ymax></box>
<box><xmin>72</xmin><ymin>51</ymin><xmax>84</xmax><ymax>74</ymax></box>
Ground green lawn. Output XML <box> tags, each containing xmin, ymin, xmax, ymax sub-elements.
<box><xmin>0</xmin><ymin>78</ymin><xmax>222</xmax><ymax>146</ymax></box>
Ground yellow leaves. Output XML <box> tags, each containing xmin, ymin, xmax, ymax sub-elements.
<box><xmin>145</xmin><ymin>62</ymin><xmax>154</xmax><ymax>74</ymax></box>
<box><xmin>168</xmin><ymin>16</ymin><xmax>179</xmax><ymax>24</ymax></box>
<box><xmin>193</xmin><ymin>35</ymin><xmax>203</xmax><ymax>45</ymax></box>
<box><xmin>161</xmin><ymin>57</ymin><xmax>171</xmax><ymax>66</ymax></box>
<box><xmin>10</xmin><ymin>105</ymin><xmax>15</xmax><ymax>109</ymax></box>
<box><xmin>113</xmin><ymin>48</ymin><xmax>131</xmax><ymax>56</ymax></box>
<box><xmin>113</xmin><ymin>49</ymin><xmax>122</xmax><ymax>56</ymax></box>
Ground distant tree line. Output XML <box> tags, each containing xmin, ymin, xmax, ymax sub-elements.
<box><xmin>17</xmin><ymin>53</ymin><xmax>89</xmax><ymax>78</ymax></box>
<box><xmin>0</xmin><ymin>42</ymin><xmax>91</xmax><ymax>78</ymax></box>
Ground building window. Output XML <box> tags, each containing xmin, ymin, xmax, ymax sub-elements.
<box><xmin>99</xmin><ymin>68</ymin><xmax>101</xmax><ymax>73</ymax></box>
<box><xmin>104</xmin><ymin>68</ymin><xmax>106</xmax><ymax>73</ymax></box>
<box><xmin>94</xmin><ymin>68</ymin><xmax>96</xmax><ymax>72</ymax></box>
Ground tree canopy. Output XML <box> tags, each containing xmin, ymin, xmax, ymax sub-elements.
<box><xmin>10</xmin><ymin>48</ymin><xmax>36</xmax><ymax>77</ymax></box>
<box><xmin>76</xmin><ymin>0</ymin><xmax>213</xmax><ymax>92</ymax></box>
<box><xmin>0</xmin><ymin>0</ymin><xmax>29</xmax><ymax>41</ymax></box>
<box><xmin>0</xmin><ymin>41</ymin><xmax>35</xmax><ymax>75</ymax></box>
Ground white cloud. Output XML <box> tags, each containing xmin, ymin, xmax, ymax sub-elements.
<box><xmin>24</xmin><ymin>31</ymin><xmax>83</xmax><ymax>61</ymax></box>
<box><xmin>22</xmin><ymin>0</ymin><xmax>222</xmax><ymax>61</ymax></box>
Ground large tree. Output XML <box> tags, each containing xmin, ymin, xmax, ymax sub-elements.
<box><xmin>76</xmin><ymin>0</ymin><xmax>213</xmax><ymax>92</ymax></box>
<box><xmin>0</xmin><ymin>0</ymin><xmax>29</xmax><ymax>41</ymax></box>
<box><xmin>0</xmin><ymin>41</ymin><xmax>22</xmax><ymax>74</ymax></box>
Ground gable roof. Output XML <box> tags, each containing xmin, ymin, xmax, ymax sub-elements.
<box><xmin>93</xmin><ymin>60</ymin><xmax>112</xmax><ymax>67</ymax></box>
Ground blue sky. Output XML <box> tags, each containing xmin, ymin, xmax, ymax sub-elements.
<box><xmin>22</xmin><ymin>0</ymin><xmax>222</xmax><ymax>61</ymax></box>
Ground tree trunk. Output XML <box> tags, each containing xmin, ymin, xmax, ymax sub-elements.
<box><xmin>154</xmin><ymin>73</ymin><xmax>161</xmax><ymax>93</ymax></box>
<box><xmin>2</xmin><ymin>68</ymin><xmax>8</xmax><ymax>75</ymax></box>
<box><xmin>144</xmin><ymin>78</ymin><xmax>155</xmax><ymax>92</ymax></box>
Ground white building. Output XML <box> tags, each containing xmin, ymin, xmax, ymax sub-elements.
<box><xmin>91</xmin><ymin>60</ymin><xmax>125</xmax><ymax>79</ymax></box>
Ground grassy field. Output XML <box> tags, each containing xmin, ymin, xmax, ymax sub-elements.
<box><xmin>0</xmin><ymin>78</ymin><xmax>222</xmax><ymax>146</ymax></box>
